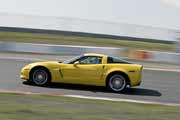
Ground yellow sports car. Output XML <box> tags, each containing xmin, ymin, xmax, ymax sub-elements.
<box><xmin>21</xmin><ymin>53</ymin><xmax>143</xmax><ymax>92</ymax></box>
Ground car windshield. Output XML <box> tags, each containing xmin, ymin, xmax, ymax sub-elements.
<box><xmin>62</xmin><ymin>55</ymin><xmax>83</xmax><ymax>64</ymax></box>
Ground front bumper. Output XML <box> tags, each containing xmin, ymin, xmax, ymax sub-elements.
<box><xmin>20</xmin><ymin>68</ymin><xmax>30</xmax><ymax>80</ymax></box>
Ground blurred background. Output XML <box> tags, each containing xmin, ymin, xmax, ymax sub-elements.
<box><xmin>0</xmin><ymin>0</ymin><xmax>180</xmax><ymax>64</ymax></box>
<box><xmin>0</xmin><ymin>1</ymin><xmax>180</xmax><ymax>119</ymax></box>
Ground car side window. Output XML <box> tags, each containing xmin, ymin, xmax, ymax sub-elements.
<box><xmin>79</xmin><ymin>56</ymin><xmax>102</xmax><ymax>64</ymax></box>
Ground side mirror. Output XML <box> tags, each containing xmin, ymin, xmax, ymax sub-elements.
<box><xmin>74</xmin><ymin>61</ymin><xmax>80</xmax><ymax>66</ymax></box>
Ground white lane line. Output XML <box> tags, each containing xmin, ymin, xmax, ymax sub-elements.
<box><xmin>0</xmin><ymin>89</ymin><xmax>179</xmax><ymax>107</ymax></box>
<box><xmin>0</xmin><ymin>56</ymin><xmax>46</xmax><ymax>61</ymax></box>
<box><xmin>16</xmin><ymin>42</ymin><xmax>119</xmax><ymax>49</ymax></box>
<box><xmin>65</xmin><ymin>95</ymin><xmax>180</xmax><ymax>107</ymax></box>
<box><xmin>144</xmin><ymin>68</ymin><xmax>180</xmax><ymax>72</ymax></box>
<box><xmin>0</xmin><ymin>56</ymin><xmax>180</xmax><ymax>72</ymax></box>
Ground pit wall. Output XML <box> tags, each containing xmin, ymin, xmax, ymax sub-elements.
<box><xmin>0</xmin><ymin>42</ymin><xmax>179</xmax><ymax>64</ymax></box>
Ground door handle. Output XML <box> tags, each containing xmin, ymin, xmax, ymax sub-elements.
<box><xmin>102</xmin><ymin>65</ymin><xmax>105</xmax><ymax>69</ymax></box>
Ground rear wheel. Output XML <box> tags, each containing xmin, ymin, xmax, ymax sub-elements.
<box><xmin>107</xmin><ymin>74</ymin><xmax>127</xmax><ymax>92</ymax></box>
<box><xmin>30</xmin><ymin>68</ymin><xmax>50</xmax><ymax>86</ymax></box>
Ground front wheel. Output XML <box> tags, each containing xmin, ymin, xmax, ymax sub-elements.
<box><xmin>107</xmin><ymin>74</ymin><xmax>127</xmax><ymax>92</ymax></box>
<box><xmin>30</xmin><ymin>68</ymin><xmax>50</xmax><ymax>86</ymax></box>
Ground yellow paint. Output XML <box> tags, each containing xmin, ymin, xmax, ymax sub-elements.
<box><xmin>20</xmin><ymin>53</ymin><xmax>142</xmax><ymax>87</ymax></box>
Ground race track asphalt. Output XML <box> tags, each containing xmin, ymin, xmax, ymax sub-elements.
<box><xmin>0</xmin><ymin>58</ymin><xmax>180</xmax><ymax>104</ymax></box>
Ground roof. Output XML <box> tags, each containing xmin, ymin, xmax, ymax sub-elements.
<box><xmin>84</xmin><ymin>53</ymin><xmax>107</xmax><ymax>57</ymax></box>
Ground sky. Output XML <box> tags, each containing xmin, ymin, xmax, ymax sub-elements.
<box><xmin>0</xmin><ymin>0</ymin><xmax>180</xmax><ymax>30</ymax></box>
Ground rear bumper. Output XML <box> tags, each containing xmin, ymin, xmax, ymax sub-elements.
<box><xmin>129</xmin><ymin>65</ymin><xmax>143</xmax><ymax>87</ymax></box>
<box><xmin>137</xmin><ymin>65</ymin><xmax>143</xmax><ymax>86</ymax></box>
<box><xmin>136</xmin><ymin>80</ymin><xmax>142</xmax><ymax>86</ymax></box>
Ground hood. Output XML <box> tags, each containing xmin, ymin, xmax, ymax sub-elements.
<box><xmin>27</xmin><ymin>61</ymin><xmax>61</xmax><ymax>68</ymax></box>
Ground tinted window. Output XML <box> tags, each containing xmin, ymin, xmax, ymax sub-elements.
<box><xmin>107</xmin><ymin>57</ymin><xmax>130</xmax><ymax>64</ymax></box>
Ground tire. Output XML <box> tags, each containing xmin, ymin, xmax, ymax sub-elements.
<box><xmin>30</xmin><ymin>68</ymin><xmax>50</xmax><ymax>86</ymax></box>
<box><xmin>107</xmin><ymin>74</ymin><xmax>127</xmax><ymax>92</ymax></box>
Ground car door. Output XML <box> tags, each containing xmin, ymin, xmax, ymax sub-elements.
<box><xmin>61</xmin><ymin>56</ymin><xmax>104</xmax><ymax>85</ymax></box>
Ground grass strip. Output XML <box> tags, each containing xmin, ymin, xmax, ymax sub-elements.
<box><xmin>0</xmin><ymin>31</ymin><xmax>175</xmax><ymax>51</ymax></box>
<box><xmin>0</xmin><ymin>93</ymin><xmax>179</xmax><ymax>120</ymax></box>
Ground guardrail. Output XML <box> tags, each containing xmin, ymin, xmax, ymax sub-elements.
<box><xmin>0</xmin><ymin>42</ymin><xmax>123</xmax><ymax>56</ymax></box>
<box><xmin>0</xmin><ymin>42</ymin><xmax>179</xmax><ymax>64</ymax></box>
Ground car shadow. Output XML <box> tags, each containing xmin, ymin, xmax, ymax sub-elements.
<box><xmin>123</xmin><ymin>88</ymin><xmax>162</xmax><ymax>96</ymax></box>
<box><xmin>23</xmin><ymin>81</ymin><xmax>161</xmax><ymax>97</ymax></box>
